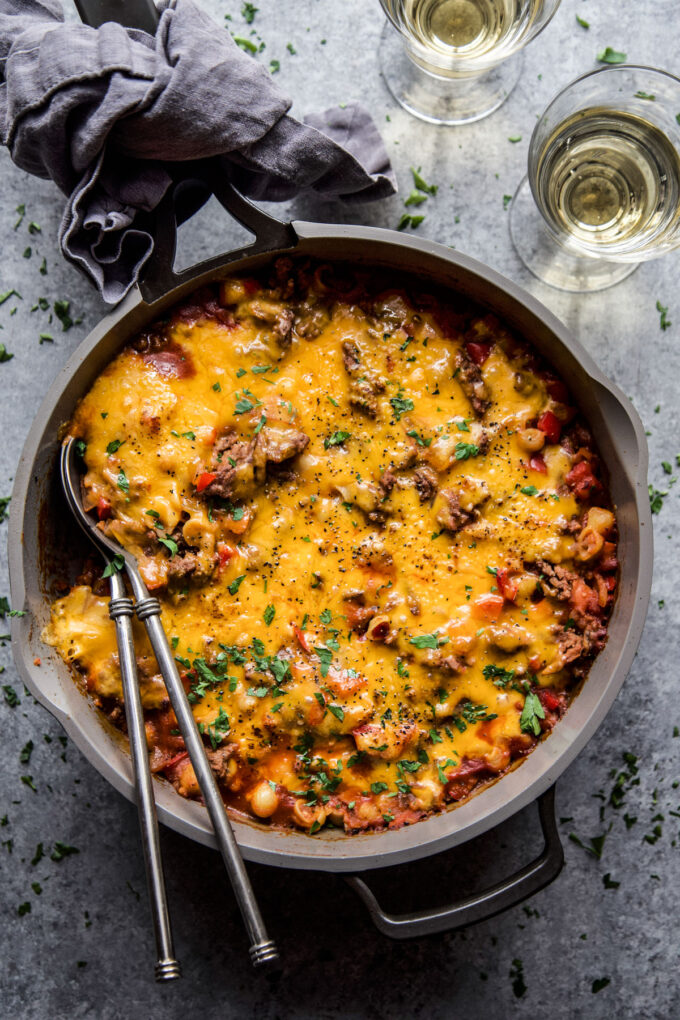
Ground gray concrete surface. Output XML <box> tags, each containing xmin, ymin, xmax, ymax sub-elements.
<box><xmin>1</xmin><ymin>1</ymin><xmax>679</xmax><ymax>1017</ymax></box>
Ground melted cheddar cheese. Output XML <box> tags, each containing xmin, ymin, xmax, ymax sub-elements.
<box><xmin>44</xmin><ymin>260</ymin><xmax>618</xmax><ymax>833</ymax></box>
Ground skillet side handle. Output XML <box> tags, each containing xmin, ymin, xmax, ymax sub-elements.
<box><xmin>74</xmin><ymin>0</ymin><xmax>159</xmax><ymax>32</ymax></box>
<box><xmin>344</xmin><ymin>786</ymin><xmax>563</xmax><ymax>940</ymax></box>
<box><xmin>138</xmin><ymin>161</ymin><xmax>298</xmax><ymax>305</ymax></box>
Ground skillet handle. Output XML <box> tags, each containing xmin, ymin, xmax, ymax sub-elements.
<box><xmin>74</xmin><ymin>0</ymin><xmax>159</xmax><ymax>33</ymax></box>
<box><xmin>345</xmin><ymin>785</ymin><xmax>563</xmax><ymax>939</ymax></box>
<box><xmin>138</xmin><ymin>161</ymin><xmax>298</xmax><ymax>305</ymax></box>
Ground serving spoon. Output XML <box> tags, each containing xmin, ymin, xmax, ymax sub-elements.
<box><xmin>60</xmin><ymin>440</ymin><xmax>180</xmax><ymax>982</ymax></box>
<box><xmin>61</xmin><ymin>438</ymin><xmax>279</xmax><ymax>968</ymax></box>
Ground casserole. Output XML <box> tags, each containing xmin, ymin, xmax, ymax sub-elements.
<box><xmin>43</xmin><ymin>255</ymin><xmax>620</xmax><ymax>836</ymax></box>
<box><xmin>8</xmin><ymin>172</ymin><xmax>652</xmax><ymax>932</ymax></box>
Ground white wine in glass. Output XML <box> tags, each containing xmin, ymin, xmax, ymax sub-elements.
<box><xmin>378</xmin><ymin>0</ymin><xmax>561</xmax><ymax>124</ymax></box>
<box><xmin>510</xmin><ymin>66</ymin><xmax>680</xmax><ymax>291</ymax></box>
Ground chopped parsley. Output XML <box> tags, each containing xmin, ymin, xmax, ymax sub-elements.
<box><xmin>521</xmin><ymin>485</ymin><xmax>538</xmax><ymax>496</ymax></box>
<box><xmin>656</xmin><ymin>300</ymin><xmax>671</xmax><ymax>330</ymax></box>
<box><xmin>328</xmin><ymin>704</ymin><xmax>344</xmax><ymax>722</ymax></box>
<box><xmin>158</xmin><ymin>537</ymin><xmax>178</xmax><ymax>556</ymax></box>
<box><xmin>3</xmin><ymin>685</ymin><xmax>19</xmax><ymax>707</ymax></box>
<box><xmin>397</xmin><ymin>213</ymin><xmax>425</xmax><ymax>231</ymax></box>
<box><xmin>410</xmin><ymin>632</ymin><xmax>448</xmax><ymax>649</ymax></box>
<box><xmin>228</xmin><ymin>574</ymin><xmax>246</xmax><ymax>595</ymax></box>
<box><xmin>241</xmin><ymin>2</ymin><xmax>258</xmax><ymax>22</ymax></box>
<box><xmin>233</xmin><ymin>36</ymin><xmax>258</xmax><ymax>53</ymax></box>
<box><xmin>324</xmin><ymin>430</ymin><xmax>351</xmax><ymax>449</ymax></box>
<box><xmin>406</xmin><ymin>428</ymin><xmax>431</xmax><ymax>447</ymax></box>
<box><xmin>576</xmin><ymin>14</ymin><xmax>589</xmax><ymax>28</ymax></box>
<box><xmin>411</xmin><ymin>166</ymin><xmax>437</xmax><ymax>196</ymax></box>
<box><xmin>314</xmin><ymin>645</ymin><xmax>333</xmax><ymax>677</ymax></box>
<box><xmin>597</xmin><ymin>47</ymin><xmax>627</xmax><ymax>64</ymax></box>
<box><xmin>263</xmin><ymin>604</ymin><xmax>275</xmax><ymax>626</ymax></box>
<box><xmin>482</xmin><ymin>664</ymin><xmax>515</xmax><ymax>688</ymax></box>
<box><xmin>390</xmin><ymin>393</ymin><xmax>414</xmax><ymax>420</ymax></box>
<box><xmin>520</xmin><ymin>690</ymin><xmax>545</xmax><ymax>736</ymax></box>
<box><xmin>53</xmin><ymin>299</ymin><xmax>73</xmax><ymax>331</ymax></box>
<box><xmin>50</xmin><ymin>841</ymin><xmax>79</xmax><ymax>862</ymax></box>
<box><xmin>592</xmin><ymin>978</ymin><xmax>611</xmax><ymax>994</ymax></box>
<box><xmin>116</xmin><ymin>469</ymin><xmax>129</xmax><ymax>493</ymax></box>
<box><xmin>101</xmin><ymin>554</ymin><xmax>125</xmax><ymax>578</ymax></box>
<box><xmin>106</xmin><ymin>439</ymin><xmax>124</xmax><ymax>455</ymax></box>
<box><xmin>649</xmin><ymin>485</ymin><xmax>666</xmax><ymax>514</ymax></box>
<box><xmin>455</xmin><ymin>441</ymin><xmax>480</xmax><ymax>460</ymax></box>
<box><xmin>404</xmin><ymin>190</ymin><xmax>428</xmax><ymax>207</ymax></box>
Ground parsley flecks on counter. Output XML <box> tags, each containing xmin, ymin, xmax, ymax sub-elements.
<box><xmin>43</xmin><ymin>257</ymin><xmax>619</xmax><ymax>836</ymax></box>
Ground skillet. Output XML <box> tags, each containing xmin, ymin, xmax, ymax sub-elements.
<box><xmin>7</xmin><ymin>0</ymin><xmax>652</xmax><ymax>938</ymax></box>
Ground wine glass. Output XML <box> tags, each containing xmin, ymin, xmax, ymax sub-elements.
<box><xmin>378</xmin><ymin>0</ymin><xmax>562</xmax><ymax>125</ymax></box>
<box><xmin>509</xmin><ymin>66</ymin><xmax>680</xmax><ymax>291</ymax></box>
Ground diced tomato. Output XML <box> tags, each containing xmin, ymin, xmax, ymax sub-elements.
<box><xmin>472</xmin><ymin>593</ymin><xmax>505</xmax><ymax>620</ymax></box>
<box><xmin>538</xmin><ymin>689</ymin><xmax>562</xmax><ymax>712</ymax></box>
<box><xmin>496</xmin><ymin>568</ymin><xmax>519</xmax><ymax>603</ymax></box>
<box><xmin>224</xmin><ymin>510</ymin><xmax>251</xmax><ymax>536</ymax></box>
<box><xmin>293</xmin><ymin>625</ymin><xmax>311</xmax><ymax>653</ymax></box>
<box><xmin>243</xmin><ymin>277</ymin><xmax>260</xmax><ymax>295</ymax></box>
<box><xmin>466</xmin><ymin>340</ymin><xmax>492</xmax><ymax>366</ymax></box>
<box><xmin>97</xmin><ymin>497</ymin><xmax>112</xmax><ymax>520</ymax></box>
<box><xmin>217</xmin><ymin>542</ymin><xmax>236</xmax><ymax>567</ymax></box>
<box><xmin>569</xmin><ymin>577</ymin><xmax>600</xmax><ymax>619</ymax></box>
<box><xmin>528</xmin><ymin>653</ymin><xmax>545</xmax><ymax>673</ymax></box>
<box><xmin>529</xmin><ymin>453</ymin><xmax>547</xmax><ymax>474</ymax></box>
<box><xmin>536</xmin><ymin>410</ymin><xmax>562</xmax><ymax>444</ymax></box>
<box><xmin>195</xmin><ymin>471</ymin><xmax>217</xmax><ymax>493</ymax></box>
<box><xmin>445</xmin><ymin>758</ymin><xmax>489</xmax><ymax>801</ymax></box>
<box><xmin>565</xmin><ymin>460</ymin><xmax>599</xmax><ymax>501</ymax></box>
<box><xmin>543</xmin><ymin>376</ymin><xmax>569</xmax><ymax>403</ymax></box>
<box><xmin>326</xmin><ymin>665</ymin><xmax>367</xmax><ymax>696</ymax></box>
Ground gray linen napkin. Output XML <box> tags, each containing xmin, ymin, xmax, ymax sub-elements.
<box><xmin>0</xmin><ymin>0</ymin><xmax>396</xmax><ymax>302</ymax></box>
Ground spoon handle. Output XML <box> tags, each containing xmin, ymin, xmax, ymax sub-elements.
<box><xmin>108</xmin><ymin>570</ymin><xmax>181</xmax><ymax>982</ymax></box>
<box><xmin>131</xmin><ymin>585</ymin><xmax>278</xmax><ymax>968</ymax></box>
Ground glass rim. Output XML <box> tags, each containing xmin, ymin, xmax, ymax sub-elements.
<box><xmin>527</xmin><ymin>63</ymin><xmax>680</xmax><ymax>168</ymax></box>
<box><xmin>543</xmin><ymin>62</ymin><xmax>680</xmax><ymax>94</ymax></box>
<box><xmin>378</xmin><ymin>0</ymin><xmax>563</xmax><ymax>71</ymax></box>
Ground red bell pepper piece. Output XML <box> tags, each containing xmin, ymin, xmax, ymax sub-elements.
<box><xmin>565</xmin><ymin>460</ymin><xmax>599</xmax><ymax>500</ymax></box>
<box><xmin>496</xmin><ymin>568</ymin><xmax>519</xmax><ymax>603</ymax></box>
<box><xmin>97</xmin><ymin>497</ymin><xmax>112</xmax><ymax>520</ymax></box>
<box><xmin>195</xmin><ymin>471</ymin><xmax>217</xmax><ymax>492</ymax></box>
<box><xmin>466</xmin><ymin>341</ymin><xmax>492</xmax><ymax>366</ymax></box>
<box><xmin>529</xmin><ymin>453</ymin><xmax>547</xmax><ymax>474</ymax></box>
<box><xmin>538</xmin><ymin>689</ymin><xmax>562</xmax><ymax>712</ymax></box>
<box><xmin>536</xmin><ymin>410</ymin><xmax>561</xmax><ymax>444</ymax></box>
<box><xmin>543</xmin><ymin>376</ymin><xmax>569</xmax><ymax>403</ymax></box>
<box><xmin>217</xmin><ymin>542</ymin><xmax>236</xmax><ymax>567</ymax></box>
<box><xmin>293</xmin><ymin>625</ymin><xmax>311</xmax><ymax>653</ymax></box>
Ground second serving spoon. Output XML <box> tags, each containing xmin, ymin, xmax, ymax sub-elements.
<box><xmin>61</xmin><ymin>437</ymin><xmax>279</xmax><ymax>968</ymax></box>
